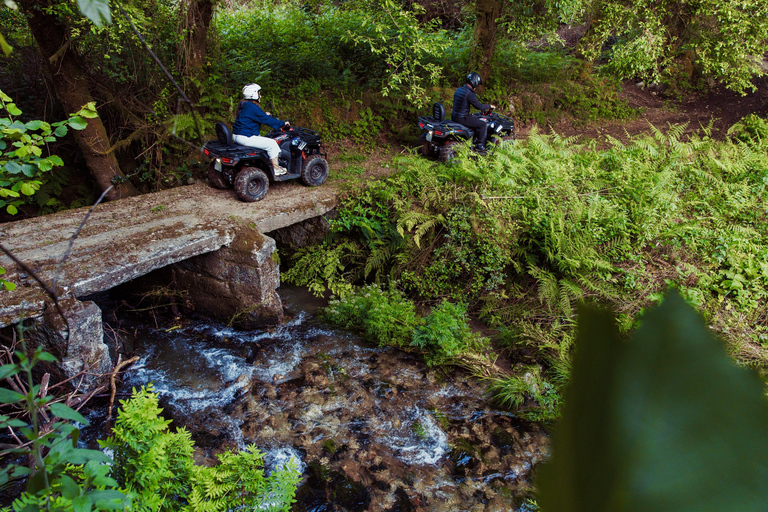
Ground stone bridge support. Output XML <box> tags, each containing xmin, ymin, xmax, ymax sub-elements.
<box><xmin>169</xmin><ymin>226</ymin><xmax>284</xmax><ymax>328</ymax></box>
<box><xmin>28</xmin><ymin>296</ymin><xmax>112</xmax><ymax>391</ymax></box>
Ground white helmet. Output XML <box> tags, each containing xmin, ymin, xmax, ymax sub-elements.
<box><xmin>242</xmin><ymin>83</ymin><xmax>261</xmax><ymax>101</ymax></box>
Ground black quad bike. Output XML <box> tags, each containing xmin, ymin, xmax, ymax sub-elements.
<box><xmin>203</xmin><ymin>122</ymin><xmax>329</xmax><ymax>202</ymax></box>
<box><xmin>417</xmin><ymin>102</ymin><xmax>516</xmax><ymax>162</ymax></box>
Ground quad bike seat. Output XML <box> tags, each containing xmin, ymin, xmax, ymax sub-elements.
<box><xmin>215</xmin><ymin>122</ymin><xmax>233</xmax><ymax>145</ymax></box>
<box><xmin>432</xmin><ymin>102</ymin><xmax>445</xmax><ymax>122</ymax></box>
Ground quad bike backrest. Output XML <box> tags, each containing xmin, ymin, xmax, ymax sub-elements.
<box><xmin>215</xmin><ymin>122</ymin><xmax>233</xmax><ymax>145</ymax></box>
<box><xmin>432</xmin><ymin>103</ymin><xmax>445</xmax><ymax>122</ymax></box>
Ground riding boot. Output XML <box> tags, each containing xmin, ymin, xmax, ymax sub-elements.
<box><xmin>472</xmin><ymin>143</ymin><xmax>488</xmax><ymax>155</ymax></box>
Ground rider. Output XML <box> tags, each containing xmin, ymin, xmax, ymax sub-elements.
<box><xmin>232</xmin><ymin>83</ymin><xmax>290</xmax><ymax>175</ymax></box>
<box><xmin>451</xmin><ymin>72</ymin><xmax>496</xmax><ymax>154</ymax></box>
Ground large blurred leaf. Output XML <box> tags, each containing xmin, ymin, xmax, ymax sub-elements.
<box><xmin>76</xmin><ymin>0</ymin><xmax>111</xmax><ymax>27</ymax></box>
<box><xmin>538</xmin><ymin>291</ymin><xmax>768</xmax><ymax>512</ymax></box>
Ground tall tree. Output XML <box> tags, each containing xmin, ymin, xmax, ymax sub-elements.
<box><xmin>182</xmin><ymin>0</ymin><xmax>215</xmax><ymax>79</ymax></box>
<box><xmin>575</xmin><ymin>0</ymin><xmax>768</xmax><ymax>93</ymax></box>
<box><xmin>471</xmin><ymin>0</ymin><xmax>502</xmax><ymax>84</ymax></box>
<box><xmin>17</xmin><ymin>0</ymin><xmax>139</xmax><ymax>200</ymax></box>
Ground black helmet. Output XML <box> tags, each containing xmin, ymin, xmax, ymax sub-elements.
<box><xmin>466</xmin><ymin>72</ymin><xmax>482</xmax><ymax>89</ymax></box>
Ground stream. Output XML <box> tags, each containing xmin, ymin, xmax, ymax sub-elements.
<box><xmin>99</xmin><ymin>285</ymin><xmax>549</xmax><ymax>512</ymax></box>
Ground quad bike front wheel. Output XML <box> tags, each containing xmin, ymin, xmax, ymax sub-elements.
<box><xmin>301</xmin><ymin>155</ymin><xmax>329</xmax><ymax>186</ymax></box>
<box><xmin>208</xmin><ymin>161</ymin><xmax>230</xmax><ymax>189</ymax></box>
<box><xmin>489</xmin><ymin>134</ymin><xmax>516</xmax><ymax>149</ymax></box>
<box><xmin>234</xmin><ymin>166</ymin><xmax>269</xmax><ymax>202</ymax></box>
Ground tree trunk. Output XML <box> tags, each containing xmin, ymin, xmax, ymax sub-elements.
<box><xmin>19</xmin><ymin>0</ymin><xmax>139</xmax><ymax>200</ymax></box>
<box><xmin>471</xmin><ymin>0</ymin><xmax>502</xmax><ymax>86</ymax></box>
<box><xmin>184</xmin><ymin>0</ymin><xmax>215</xmax><ymax>79</ymax></box>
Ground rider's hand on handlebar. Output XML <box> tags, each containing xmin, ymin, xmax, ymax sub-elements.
<box><xmin>490</xmin><ymin>104</ymin><xmax>496</xmax><ymax>110</ymax></box>
<box><xmin>283</xmin><ymin>120</ymin><xmax>291</xmax><ymax>130</ymax></box>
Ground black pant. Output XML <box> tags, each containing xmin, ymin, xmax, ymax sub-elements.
<box><xmin>455</xmin><ymin>115</ymin><xmax>488</xmax><ymax>146</ymax></box>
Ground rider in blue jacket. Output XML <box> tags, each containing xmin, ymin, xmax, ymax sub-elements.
<box><xmin>452</xmin><ymin>72</ymin><xmax>496</xmax><ymax>154</ymax></box>
<box><xmin>232</xmin><ymin>83</ymin><xmax>290</xmax><ymax>175</ymax></box>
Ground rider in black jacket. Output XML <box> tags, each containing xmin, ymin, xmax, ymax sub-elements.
<box><xmin>451</xmin><ymin>72</ymin><xmax>496</xmax><ymax>154</ymax></box>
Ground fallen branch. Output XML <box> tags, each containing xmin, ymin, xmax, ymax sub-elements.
<box><xmin>107</xmin><ymin>356</ymin><xmax>139</xmax><ymax>421</ymax></box>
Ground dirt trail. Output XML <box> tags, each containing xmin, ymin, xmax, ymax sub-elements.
<box><xmin>518</xmin><ymin>77</ymin><xmax>768</xmax><ymax>143</ymax></box>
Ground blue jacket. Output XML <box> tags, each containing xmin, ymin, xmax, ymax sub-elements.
<box><xmin>451</xmin><ymin>84</ymin><xmax>491</xmax><ymax>121</ymax></box>
<box><xmin>232</xmin><ymin>100</ymin><xmax>285</xmax><ymax>137</ymax></box>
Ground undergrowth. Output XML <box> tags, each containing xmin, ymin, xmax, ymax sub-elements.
<box><xmin>285</xmin><ymin>115</ymin><xmax>768</xmax><ymax>421</ymax></box>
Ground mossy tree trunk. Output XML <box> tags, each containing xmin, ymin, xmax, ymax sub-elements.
<box><xmin>471</xmin><ymin>0</ymin><xmax>502</xmax><ymax>87</ymax></box>
<box><xmin>19</xmin><ymin>0</ymin><xmax>139</xmax><ymax>200</ymax></box>
<box><xmin>183</xmin><ymin>0</ymin><xmax>215</xmax><ymax>80</ymax></box>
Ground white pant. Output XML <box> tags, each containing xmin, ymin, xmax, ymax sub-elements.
<box><xmin>232</xmin><ymin>133</ymin><xmax>280</xmax><ymax>159</ymax></box>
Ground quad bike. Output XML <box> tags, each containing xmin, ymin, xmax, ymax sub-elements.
<box><xmin>203</xmin><ymin>122</ymin><xmax>329</xmax><ymax>202</ymax></box>
<box><xmin>417</xmin><ymin>102</ymin><xmax>516</xmax><ymax>162</ymax></box>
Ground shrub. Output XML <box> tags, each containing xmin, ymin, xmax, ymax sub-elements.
<box><xmin>412</xmin><ymin>300</ymin><xmax>489</xmax><ymax>366</ymax></box>
<box><xmin>322</xmin><ymin>284</ymin><xmax>420</xmax><ymax>348</ymax></box>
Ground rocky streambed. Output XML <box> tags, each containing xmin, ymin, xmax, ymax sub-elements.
<box><xmin>107</xmin><ymin>286</ymin><xmax>548</xmax><ymax>511</ymax></box>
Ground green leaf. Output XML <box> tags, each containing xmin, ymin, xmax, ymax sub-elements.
<box><xmin>73</xmin><ymin>495</ymin><xmax>91</xmax><ymax>512</ymax></box>
<box><xmin>20</xmin><ymin>182</ymin><xmax>35</xmax><ymax>196</ymax></box>
<box><xmin>76</xmin><ymin>0</ymin><xmax>111</xmax><ymax>27</ymax></box>
<box><xmin>0</xmin><ymin>363</ymin><xmax>19</xmax><ymax>380</ymax></box>
<box><xmin>61</xmin><ymin>474</ymin><xmax>81</xmax><ymax>500</ymax></box>
<box><xmin>24</xmin><ymin>120</ymin><xmax>44</xmax><ymax>131</ymax></box>
<box><xmin>6</xmin><ymin>104</ymin><xmax>21</xmax><ymax>116</ymax></box>
<box><xmin>54</xmin><ymin>125</ymin><xmax>68</xmax><ymax>137</ymax></box>
<box><xmin>36</xmin><ymin>159</ymin><xmax>54</xmax><ymax>172</ymax></box>
<box><xmin>68</xmin><ymin>116</ymin><xmax>88</xmax><ymax>131</ymax></box>
<box><xmin>0</xmin><ymin>387</ymin><xmax>24</xmax><ymax>404</ymax></box>
<box><xmin>49</xmin><ymin>403</ymin><xmax>88</xmax><ymax>424</ymax></box>
<box><xmin>26</xmin><ymin>467</ymin><xmax>47</xmax><ymax>494</ymax></box>
<box><xmin>67</xmin><ymin>448</ymin><xmax>110</xmax><ymax>465</ymax></box>
<box><xmin>49</xmin><ymin>155</ymin><xmax>64</xmax><ymax>166</ymax></box>
<box><xmin>4</xmin><ymin>161</ymin><xmax>21</xmax><ymax>175</ymax></box>
<box><xmin>537</xmin><ymin>291</ymin><xmax>768</xmax><ymax>512</ymax></box>
<box><xmin>76</xmin><ymin>102</ymin><xmax>99</xmax><ymax>119</ymax></box>
<box><xmin>0</xmin><ymin>33</ymin><xmax>13</xmax><ymax>57</ymax></box>
<box><xmin>88</xmin><ymin>490</ymin><xmax>128</xmax><ymax>508</ymax></box>
<box><xmin>6</xmin><ymin>204</ymin><xmax>17</xmax><ymax>215</ymax></box>
<box><xmin>34</xmin><ymin>351</ymin><xmax>57</xmax><ymax>363</ymax></box>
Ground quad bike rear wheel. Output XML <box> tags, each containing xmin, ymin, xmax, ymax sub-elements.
<box><xmin>439</xmin><ymin>141</ymin><xmax>460</xmax><ymax>162</ymax></box>
<box><xmin>234</xmin><ymin>166</ymin><xmax>269</xmax><ymax>202</ymax></box>
<box><xmin>419</xmin><ymin>133</ymin><xmax>432</xmax><ymax>157</ymax></box>
<box><xmin>208</xmin><ymin>161</ymin><xmax>230</xmax><ymax>189</ymax></box>
<box><xmin>301</xmin><ymin>155</ymin><xmax>329</xmax><ymax>186</ymax></box>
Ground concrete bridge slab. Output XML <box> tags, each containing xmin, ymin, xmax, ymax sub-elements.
<box><xmin>0</xmin><ymin>181</ymin><xmax>338</xmax><ymax>327</ymax></box>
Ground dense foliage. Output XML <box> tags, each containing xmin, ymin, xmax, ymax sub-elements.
<box><xmin>286</xmin><ymin>116</ymin><xmax>768</xmax><ymax>420</ymax></box>
<box><xmin>0</xmin><ymin>90</ymin><xmax>98</xmax><ymax>215</ymax></box>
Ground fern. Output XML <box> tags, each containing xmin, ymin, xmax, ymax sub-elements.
<box><xmin>100</xmin><ymin>385</ymin><xmax>299</xmax><ymax>512</ymax></box>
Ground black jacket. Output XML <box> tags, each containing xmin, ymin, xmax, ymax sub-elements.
<box><xmin>451</xmin><ymin>84</ymin><xmax>491</xmax><ymax>121</ymax></box>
